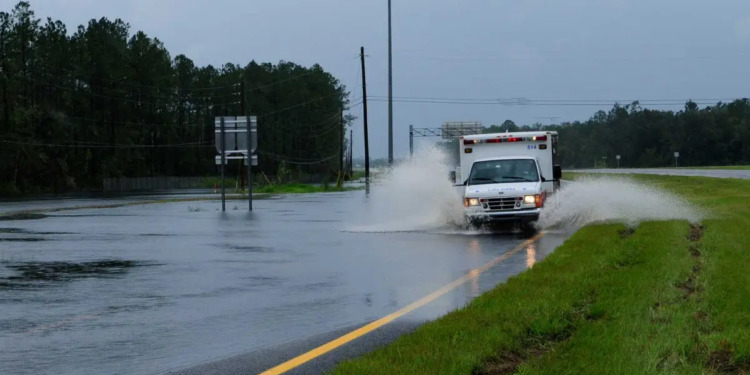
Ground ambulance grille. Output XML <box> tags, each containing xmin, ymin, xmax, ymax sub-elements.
<box><xmin>485</xmin><ymin>197</ymin><xmax>518</xmax><ymax>211</ymax></box>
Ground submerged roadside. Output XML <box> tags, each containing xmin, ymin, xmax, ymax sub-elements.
<box><xmin>0</xmin><ymin>182</ymin><xmax>364</xmax><ymax>219</ymax></box>
<box><xmin>331</xmin><ymin>174</ymin><xmax>750</xmax><ymax>374</ymax></box>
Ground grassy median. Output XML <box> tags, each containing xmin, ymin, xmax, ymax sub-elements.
<box><xmin>331</xmin><ymin>174</ymin><xmax>750</xmax><ymax>375</ymax></box>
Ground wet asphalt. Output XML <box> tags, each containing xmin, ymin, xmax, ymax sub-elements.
<box><xmin>0</xmin><ymin>191</ymin><xmax>568</xmax><ymax>375</ymax></box>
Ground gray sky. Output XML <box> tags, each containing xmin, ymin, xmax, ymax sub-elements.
<box><xmin>7</xmin><ymin>0</ymin><xmax>750</xmax><ymax>158</ymax></box>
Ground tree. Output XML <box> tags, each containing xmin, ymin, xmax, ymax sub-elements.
<box><xmin>483</xmin><ymin>119</ymin><xmax>519</xmax><ymax>134</ymax></box>
<box><xmin>0</xmin><ymin>1</ymin><xmax>351</xmax><ymax>194</ymax></box>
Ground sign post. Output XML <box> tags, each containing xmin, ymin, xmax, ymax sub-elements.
<box><xmin>220</xmin><ymin>117</ymin><xmax>226</xmax><ymax>212</ymax></box>
<box><xmin>215</xmin><ymin>116</ymin><xmax>258</xmax><ymax>211</ymax></box>
<box><xmin>616</xmin><ymin>154</ymin><xmax>621</xmax><ymax>168</ymax></box>
<box><xmin>674</xmin><ymin>151</ymin><xmax>680</xmax><ymax>168</ymax></box>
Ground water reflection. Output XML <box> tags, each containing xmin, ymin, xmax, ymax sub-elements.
<box><xmin>526</xmin><ymin>243</ymin><xmax>537</xmax><ymax>268</ymax></box>
<box><xmin>467</xmin><ymin>268</ymin><xmax>480</xmax><ymax>298</ymax></box>
<box><xmin>468</xmin><ymin>239</ymin><xmax>481</xmax><ymax>254</ymax></box>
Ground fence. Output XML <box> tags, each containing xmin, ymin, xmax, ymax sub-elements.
<box><xmin>101</xmin><ymin>177</ymin><xmax>205</xmax><ymax>192</ymax></box>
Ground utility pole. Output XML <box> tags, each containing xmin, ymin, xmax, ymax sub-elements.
<box><xmin>339</xmin><ymin>108</ymin><xmax>344</xmax><ymax>186</ymax></box>
<box><xmin>246</xmin><ymin>118</ymin><xmax>253</xmax><ymax>211</ymax></box>
<box><xmin>387</xmin><ymin>0</ymin><xmax>394</xmax><ymax>165</ymax></box>
<box><xmin>349</xmin><ymin>129</ymin><xmax>353</xmax><ymax>178</ymax></box>
<box><xmin>361</xmin><ymin>47</ymin><xmax>370</xmax><ymax>190</ymax></box>
<box><xmin>409</xmin><ymin>124</ymin><xmax>414</xmax><ymax>157</ymax></box>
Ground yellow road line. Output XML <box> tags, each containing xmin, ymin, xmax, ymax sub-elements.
<box><xmin>259</xmin><ymin>231</ymin><xmax>546</xmax><ymax>375</ymax></box>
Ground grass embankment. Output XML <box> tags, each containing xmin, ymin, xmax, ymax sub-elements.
<box><xmin>684</xmin><ymin>166</ymin><xmax>750</xmax><ymax>170</ymax></box>
<box><xmin>332</xmin><ymin>174</ymin><xmax>750</xmax><ymax>375</ymax></box>
<box><xmin>254</xmin><ymin>183</ymin><xmax>353</xmax><ymax>194</ymax></box>
<box><xmin>201</xmin><ymin>176</ymin><xmax>359</xmax><ymax>194</ymax></box>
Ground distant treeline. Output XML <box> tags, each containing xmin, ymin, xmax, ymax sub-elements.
<box><xmin>0</xmin><ymin>2</ymin><xmax>350</xmax><ymax>194</ymax></box>
<box><xmin>485</xmin><ymin>99</ymin><xmax>750</xmax><ymax>168</ymax></box>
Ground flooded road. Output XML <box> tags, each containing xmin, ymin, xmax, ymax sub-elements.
<box><xmin>575</xmin><ymin>168</ymin><xmax>750</xmax><ymax>180</ymax></box>
<box><xmin>0</xmin><ymin>192</ymin><xmax>564</xmax><ymax>375</ymax></box>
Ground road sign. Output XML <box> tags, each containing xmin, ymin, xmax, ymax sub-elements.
<box><xmin>215</xmin><ymin>116</ymin><xmax>257</xmax><ymax>155</ymax></box>
<box><xmin>616</xmin><ymin>155</ymin><xmax>621</xmax><ymax>160</ymax></box>
<box><xmin>440</xmin><ymin>121</ymin><xmax>483</xmax><ymax>140</ymax></box>
<box><xmin>215</xmin><ymin>154</ymin><xmax>258</xmax><ymax>166</ymax></box>
<box><xmin>674</xmin><ymin>152</ymin><xmax>680</xmax><ymax>158</ymax></box>
<box><xmin>215</xmin><ymin>115</ymin><xmax>258</xmax><ymax>212</ymax></box>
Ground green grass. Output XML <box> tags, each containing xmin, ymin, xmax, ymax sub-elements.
<box><xmin>350</xmin><ymin>170</ymin><xmax>367</xmax><ymax>180</ymax></box>
<box><xmin>201</xmin><ymin>176</ymin><xmax>239</xmax><ymax>189</ymax></box>
<box><xmin>202</xmin><ymin>175</ymin><xmax>363</xmax><ymax>194</ymax></box>
<box><xmin>253</xmin><ymin>183</ymin><xmax>354</xmax><ymax>194</ymax></box>
<box><xmin>332</xmin><ymin>174</ymin><xmax>750</xmax><ymax>375</ymax></box>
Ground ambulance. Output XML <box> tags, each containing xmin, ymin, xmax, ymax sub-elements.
<box><xmin>454</xmin><ymin>131</ymin><xmax>561</xmax><ymax>228</ymax></box>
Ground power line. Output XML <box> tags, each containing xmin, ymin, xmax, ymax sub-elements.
<box><xmin>27</xmin><ymin>70</ymin><xmax>329</xmax><ymax>103</ymax></box>
<box><xmin>30</xmin><ymin>65</ymin><xmax>241</xmax><ymax>91</ymax></box>
<box><xmin>244</xmin><ymin>71</ymin><xmax>319</xmax><ymax>93</ymax></box>
<box><xmin>308</xmin><ymin>122</ymin><xmax>344</xmax><ymax>138</ymax></box>
<box><xmin>367</xmin><ymin>97</ymin><xmax>736</xmax><ymax>107</ymax></box>
<box><xmin>0</xmin><ymin>139</ymin><xmax>213</xmax><ymax>149</ymax></box>
<box><xmin>392</xmin><ymin>51</ymin><xmax>750</xmax><ymax>63</ymax></box>
<box><xmin>258</xmin><ymin>92</ymin><xmax>342</xmax><ymax>118</ymax></box>
<box><xmin>63</xmin><ymin>116</ymin><xmax>209</xmax><ymax>128</ymax></box>
<box><xmin>368</xmin><ymin>95</ymin><xmax>737</xmax><ymax>103</ymax></box>
<box><xmin>31</xmin><ymin>79</ymin><xmax>242</xmax><ymax>108</ymax></box>
<box><xmin>282</xmin><ymin>112</ymin><xmax>342</xmax><ymax>131</ymax></box>
<box><xmin>350</xmin><ymin>59</ymin><xmax>361</xmax><ymax>104</ymax></box>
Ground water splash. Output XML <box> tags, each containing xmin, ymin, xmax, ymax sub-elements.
<box><xmin>537</xmin><ymin>176</ymin><xmax>703</xmax><ymax>229</ymax></box>
<box><xmin>348</xmin><ymin>145</ymin><xmax>465</xmax><ymax>232</ymax></box>
<box><xmin>347</xmin><ymin>150</ymin><xmax>701</xmax><ymax>233</ymax></box>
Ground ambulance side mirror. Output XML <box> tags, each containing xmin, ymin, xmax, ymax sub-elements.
<box><xmin>553</xmin><ymin>165</ymin><xmax>562</xmax><ymax>180</ymax></box>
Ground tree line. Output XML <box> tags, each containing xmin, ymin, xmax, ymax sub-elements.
<box><xmin>0</xmin><ymin>2</ymin><xmax>350</xmax><ymax>194</ymax></box>
<box><xmin>484</xmin><ymin>99</ymin><xmax>750</xmax><ymax>168</ymax></box>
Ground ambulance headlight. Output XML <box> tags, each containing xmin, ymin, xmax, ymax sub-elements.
<box><xmin>523</xmin><ymin>195</ymin><xmax>535</xmax><ymax>204</ymax></box>
<box><xmin>464</xmin><ymin>198</ymin><xmax>480</xmax><ymax>207</ymax></box>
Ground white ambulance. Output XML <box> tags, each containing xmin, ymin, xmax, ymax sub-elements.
<box><xmin>454</xmin><ymin>131</ymin><xmax>561</xmax><ymax>227</ymax></box>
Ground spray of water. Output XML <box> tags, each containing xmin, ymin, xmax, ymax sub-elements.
<box><xmin>538</xmin><ymin>175</ymin><xmax>703</xmax><ymax>229</ymax></box>
<box><xmin>347</xmin><ymin>146</ymin><xmax>702</xmax><ymax>233</ymax></box>
<box><xmin>348</xmin><ymin>145</ymin><xmax>465</xmax><ymax>232</ymax></box>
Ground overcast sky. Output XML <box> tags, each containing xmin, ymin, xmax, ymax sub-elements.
<box><xmin>6</xmin><ymin>0</ymin><xmax>750</xmax><ymax>158</ymax></box>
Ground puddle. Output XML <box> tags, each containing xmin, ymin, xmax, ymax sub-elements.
<box><xmin>222</xmin><ymin>244</ymin><xmax>275</xmax><ymax>253</ymax></box>
<box><xmin>0</xmin><ymin>318</ymin><xmax>37</xmax><ymax>333</ymax></box>
<box><xmin>0</xmin><ymin>228</ymin><xmax>77</xmax><ymax>242</ymax></box>
<box><xmin>0</xmin><ymin>238</ymin><xmax>47</xmax><ymax>242</ymax></box>
<box><xmin>0</xmin><ymin>228</ymin><xmax>75</xmax><ymax>236</ymax></box>
<box><xmin>0</xmin><ymin>260</ymin><xmax>156</xmax><ymax>287</ymax></box>
<box><xmin>0</xmin><ymin>213</ymin><xmax>48</xmax><ymax>221</ymax></box>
